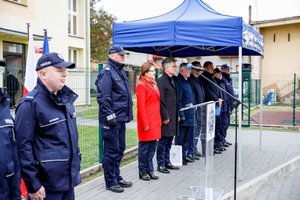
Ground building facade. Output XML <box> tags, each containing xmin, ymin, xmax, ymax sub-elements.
<box><xmin>252</xmin><ymin>16</ymin><xmax>300</xmax><ymax>90</ymax></box>
<box><xmin>0</xmin><ymin>0</ymin><xmax>90</xmax><ymax>105</ymax></box>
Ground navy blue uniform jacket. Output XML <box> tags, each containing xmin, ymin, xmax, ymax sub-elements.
<box><xmin>95</xmin><ymin>59</ymin><xmax>133</xmax><ymax>123</ymax></box>
<box><xmin>15</xmin><ymin>79</ymin><xmax>81</xmax><ymax>193</ymax></box>
<box><xmin>0</xmin><ymin>89</ymin><xmax>20</xmax><ymax>199</ymax></box>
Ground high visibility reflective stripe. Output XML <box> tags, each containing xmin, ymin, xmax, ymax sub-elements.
<box><xmin>40</xmin><ymin>119</ymin><xmax>66</xmax><ymax>128</ymax></box>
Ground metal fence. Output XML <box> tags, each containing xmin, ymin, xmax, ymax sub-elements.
<box><xmin>229</xmin><ymin>72</ymin><xmax>300</xmax><ymax>127</ymax></box>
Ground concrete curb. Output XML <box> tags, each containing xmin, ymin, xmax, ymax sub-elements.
<box><xmin>221</xmin><ymin>155</ymin><xmax>300</xmax><ymax>200</ymax></box>
<box><xmin>80</xmin><ymin>146</ymin><xmax>138</xmax><ymax>179</ymax></box>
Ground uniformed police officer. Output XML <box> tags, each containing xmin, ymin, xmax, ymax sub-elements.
<box><xmin>15</xmin><ymin>53</ymin><xmax>81</xmax><ymax>200</ymax></box>
<box><xmin>0</xmin><ymin>60</ymin><xmax>21</xmax><ymax>200</ymax></box>
<box><xmin>96</xmin><ymin>46</ymin><xmax>133</xmax><ymax>193</ymax></box>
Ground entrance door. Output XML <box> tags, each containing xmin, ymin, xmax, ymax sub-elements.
<box><xmin>3</xmin><ymin>41</ymin><xmax>25</xmax><ymax>107</ymax></box>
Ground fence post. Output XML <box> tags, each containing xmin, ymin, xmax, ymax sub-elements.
<box><xmin>293</xmin><ymin>73</ymin><xmax>296</xmax><ymax>126</ymax></box>
<box><xmin>98</xmin><ymin>63</ymin><xmax>104</xmax><ymax>163</ymax></box>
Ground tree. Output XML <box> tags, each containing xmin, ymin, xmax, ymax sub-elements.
<box><xmin>90</xmin><ymin>0</ymin><xmax>117</xmax><ymax>62</ymax></box>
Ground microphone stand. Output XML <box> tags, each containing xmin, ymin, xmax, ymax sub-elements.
<box><xmin>196</xmin><ymin>68</ymin><xmax>245</xmax><ymax>200</ymax></box>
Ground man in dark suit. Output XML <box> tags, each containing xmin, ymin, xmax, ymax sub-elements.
<box><xmin>200</xmin><ymin>61</ymin><xmax>224</xmax><ymax>154</ymax></box>
<box><xmin>156</xmin><ymin>57</ymin><xmax>180</xmax><ymax>173</ymax></box>
<box><xmin>176</xmin><ymin>63</ymin><xmax>195</xmax><ymax>165</ymax></box>
<box><xmin>188</xmin><ymin>61</ymin><xmax>205</xmax><ymax>158</ymax></box>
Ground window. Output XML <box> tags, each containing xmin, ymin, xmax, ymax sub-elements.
<box><xmin>68</xmin><ymin>48</ymin><xmax>78</xmax><ymax>68</ymax></box>
<box><xmin>68</xmin><ymin>0</ymin><xmax>78</xmax><ymax>35</ymax></box>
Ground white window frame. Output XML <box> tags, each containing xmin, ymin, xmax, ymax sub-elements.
<box><xmin>68</xmin><ymin>48</ymin><xmax>79</xmax><ymax>69</ymax></box>
<box><xmin>68</xmin><ymin>0</ymin><xmax>78</xmax><ymax>35</ymax></box>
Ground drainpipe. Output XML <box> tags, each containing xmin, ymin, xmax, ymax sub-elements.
<box><xmin>85</xmin><ymin>0</ymin><xmax>91</xmax><ymax>105</ymax></box>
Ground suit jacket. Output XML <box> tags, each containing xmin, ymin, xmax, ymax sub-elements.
<box><xmin>157</xmin><ymin>73</ymin><xmax>178</xmax><ymax>137</ymax></box>
<box><xmin>189</xmin><ymin>73</ymin><xmax>205</xmax><ymax>122</ymax></box>
<box><xmin>177</xmin><ymin>73</ymin><xmax>194</xmax><ymax>126</ymax></box>
<box><xmin>200</xmin><ymin>71</ymin><xmax>221</xmax><ymax>102</ymax></box>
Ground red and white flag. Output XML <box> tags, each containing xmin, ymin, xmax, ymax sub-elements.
<box><xmin>23</xmin><ymin>29</ymin><xmax>37</xmax><ymax>96</ymax></box>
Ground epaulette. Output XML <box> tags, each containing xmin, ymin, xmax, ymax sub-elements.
<box><xmin>24</xmin><ymin>89</ymin><xmax>39</xmax><ymax>101</ymax></box>
<box><xmin>104</xmin><ymin>66</ymin><xmax>110</xmax><ymax>71</ymax></box>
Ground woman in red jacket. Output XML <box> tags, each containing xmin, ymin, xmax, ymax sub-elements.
<box><xmin>136</xmin><ymin>62</ymin><xmax>161</xmax><ymax>181</ymax></box>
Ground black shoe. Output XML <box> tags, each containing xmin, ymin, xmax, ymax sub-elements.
<box><xmin>118</xmin><ymin>179</ymin><xmax>133</xmax><ymax>188</ymax></box>
<box><xmin>194</xmin><ymin>150</ymin><xmax>202</xmax><ymax>157</ymax></box>
<box><xmin>219</xmin><ymin>147</ymin><xmax>226</xmax><ymax>151</ymax></box>
<box><xmin>106</xmin><ymin>185</ymin><xmax>124</xmax><ymax>193</ymax></box>
<box><xmin>184</xmin><ymin>157</ymin><xmax>194</xmax><ymax>163</ymax></box>
<box><xmin>189</xmin><ymin>154</ymin><xmax>200</xmax><ymax>160</ymax></box>
<box><xmin>224</xmin><ymin>143</ymin><xmax>230</xmax><ymax>148</ymax></box>
<box><xmin>157</xmin><ymin>166</ymin><xmax>170</xmax><ymax>174</ymax></box>
<box><xmin>182</xmin><ymin>160</ymin><xmax>188</xmax><ymax>165</ymax></box>
<box><xmin>226</xmin><ymin>142</ymin><xmax>232</xmax><ymax>146</ymax></box>
<box><xmin>214</xmin><ymin>150</ymin><xmax>222</xmax><ymax>154</ymax></box>
<box><xmin>166</xmin><ymin>163</ymin><xmax>180</xmax><ymax>170</ymax></box>
<box><xmin>146</xmin><ymin>171</ymin><xmax>159</xmax><ymax>180</ymax></box>
<box><xmin>139</xmin><ymin>171</ymin><xmax>151</xmax><ymax>181</ymax></box>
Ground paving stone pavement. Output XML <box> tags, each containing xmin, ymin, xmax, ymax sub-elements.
<box><xmin>75</xmin><ymin>129</ymin><xmax>300</xmax><ymax>200</ymax></box>
<box><xmin>248</xmin><ymin>167</ymin><xmax>300</xmax><ymax>200</ymax></box>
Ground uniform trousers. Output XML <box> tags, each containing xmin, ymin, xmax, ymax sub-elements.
<box><xmin>102</xmin><ymin>122</ymin><xmax>126</xmax><ymax>187</ymax></box>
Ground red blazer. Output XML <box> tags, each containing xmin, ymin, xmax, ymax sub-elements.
<box><xmin>136</xmin><ymin>78</ymin><xmax>161</xmax><ymax>141</ymax></box>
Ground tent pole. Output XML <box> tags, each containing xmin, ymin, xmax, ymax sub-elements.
<box><xmin>259</xmin><ymin>57</ymin><xmax>263</xmax><ymax>150</ymax></box>
<box><xmin>238</xmin><ymin>46</ymin><xmax>242</xmax><ymax>181</ymax></box>
<box><xmin>234</xmin><ymin>46</ymin><xmax>243</xmax><ymax>200</ymax></box>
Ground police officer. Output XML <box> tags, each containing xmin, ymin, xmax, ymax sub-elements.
<box><xmin>221</xmin><ymin>64</ymin><xmax>234</xmax><ymax>146</ymax></box>
<box><xmin>96</xmin><ymin>46</ymin><xmax>133</xmax><ymax>193</ymax></box>
<box><xmin>0</xmin><ymin>60</ymin><xmax>21</xmax><ymax>200</ymax></box>
<box><xmin>15</xmin><ymin>53</ymin><xmax>81</xmax><ymax>200</ymax></box>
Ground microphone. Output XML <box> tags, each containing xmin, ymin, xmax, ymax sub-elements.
<box><xmin>187</xmin><ymin>63</ymin><xmax>204</xmax><ymax>71</ymax></box>
<box><xmin>0</xmin><ymin>60</ymin><xmax>6</xmax><ymax>67</ymax></box>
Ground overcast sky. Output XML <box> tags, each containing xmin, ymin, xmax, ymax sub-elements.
<box><xmin>98</xmin><ymin>0</ymin><xmax>300</xmax><ymax>22</ymax></box>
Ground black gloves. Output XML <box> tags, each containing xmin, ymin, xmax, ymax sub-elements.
<box><xmin>108</xmin><ymin>118</ymin><xmax>117</xmax><ymax>128</ymax></box>
<box><xmin>232</xmin><ymin>101</ymin><xmax>240</xmax><ymax>109</ymax></box>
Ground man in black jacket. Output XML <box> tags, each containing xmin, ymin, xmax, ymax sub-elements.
<box><xmin>188</xmin><ymin>61</ymin><xmax>205</xmax><ymax>158</ymax></box>
<box><xmin>156</xmin><ymin>57</ymin><xmax>180</xmax><ymax>173</ymax></box>
<box><xmin>200</xmin><ymin>61</ymin><xmax>224</xmax><ymax>154</ymax></box>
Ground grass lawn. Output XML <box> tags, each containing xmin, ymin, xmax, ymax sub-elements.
<box><xmin>78</xmin><ymin>125</ymin><xmax>138</xmax><ymax>169</ymax></box>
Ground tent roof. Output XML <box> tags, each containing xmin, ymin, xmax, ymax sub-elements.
<box><xmin>112</xmin><ymin>0</ymin><xmax>263</xmax><ymax>57</ymax></box>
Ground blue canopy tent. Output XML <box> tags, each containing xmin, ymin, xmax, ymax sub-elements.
<box><xmin>112</xmin><ymin>0</ymin><xmax>264</xmax><ymax>57</ymax></box>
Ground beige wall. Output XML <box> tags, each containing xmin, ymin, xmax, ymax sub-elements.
<box><xmin>0</xmin><ymin>0</ymin><xmax>89</xmax><ymax>105</ymax></box>
<box><xmin>260</xmin><ymin>23</ymin><xmax>300</xmax><ymax>88</ymax></box>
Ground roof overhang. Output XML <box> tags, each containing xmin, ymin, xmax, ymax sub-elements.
<box><xmin>251</xmin><ymin>15</ymin><xmax>300</xmax><ymax>28</ymax></box>
<box><xmin>0</xmin><ymin>27</ymin><xmax>51</xmax><ymax>41</ymax></box>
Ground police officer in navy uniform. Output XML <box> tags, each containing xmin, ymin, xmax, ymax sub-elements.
<box><xmin>0</xmin><ymin>60</ymin><xmax>21</xmax><ymax>200</ymax></box>
<box><xmin>96</xmin><ymin>46</ymin><xmax>133</xmax><ymax>193</ymax></box>
<box><xmin>15</xmin><ymin>53</ymin><xmax>81</xmax><ymax>200</ymax></box>
<box><xmin>221</xmin><ymin>64</ymin><xmax>234</xmax><ymax>146</ymax></box>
